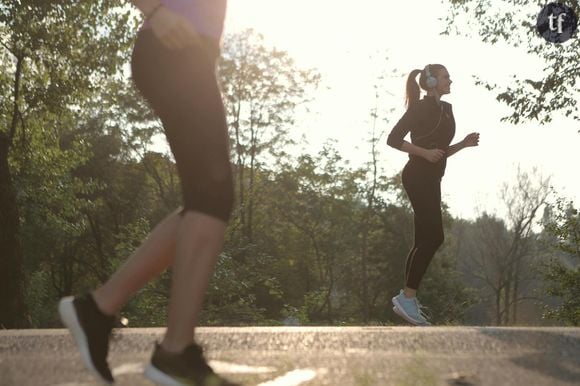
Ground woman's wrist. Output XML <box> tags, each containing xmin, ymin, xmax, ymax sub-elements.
<box><xmin>411</xmin><ymin>144</ymin><xmax>428</xmax><ymax>159</ymax></box>
<box><xmin>416</xmin><ymin>147</ymin><xmax>429</xmax><ymax>159</ymax></box>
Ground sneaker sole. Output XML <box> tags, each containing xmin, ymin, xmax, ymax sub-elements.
<box><xmin>391</xmin><ymin>297</ymin><xmax>430</xmax><ymax>326</ymax></box>
<box><xmin>59</xmin><ymin>297</ymin><xmax>113</xmax><ymax>385</ymax></box>
<box><xmin>144</xmin><ymin>363</ymin><xmax>188</xmax><ymax>386</ymax></box>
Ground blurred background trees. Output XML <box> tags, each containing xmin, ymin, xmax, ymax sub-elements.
<box><xmin>0</xmin><ymin>1</ymin><xmax>577</xmax><ymax>328</ymax></box>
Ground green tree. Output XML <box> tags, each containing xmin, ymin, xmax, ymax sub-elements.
<box><xmin>267</xmin><ymin>145</ymin><xmax>360</xmax><ymax>322</ymax></box>
<box><xmin>445</xmin><ymin>1</ymin><xmax>579</xmax><ymax>126</ymax></box>
<box><xmin>541</xmin><ymin>197</ymin><xmax>580</xmax><ymax>325</ymax></box>
<box><xmin>218</xmin><ymin>29</ymin><xmax>320</xmax><ymax>247</ymax></box>
<box><xmin>0</xmin><ymin>1</ymin><xmax>135</xmax><ymax>327</ymax></box>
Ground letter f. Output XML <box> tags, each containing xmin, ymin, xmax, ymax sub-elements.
<box><xmin>557</xmin><ymin>13</ymin><xmax>567</xmax><ymax>33</ymax></box>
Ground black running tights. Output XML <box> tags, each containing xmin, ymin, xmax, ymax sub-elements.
<box><xmin>401</xmin><ymin>161</ymin><xmax>445</xmax><ymax>290</ymax></box>
<box><xmin>131</xmin><ymin>29</ymin><xmax>234</xmax><ymax>222</ymax></box>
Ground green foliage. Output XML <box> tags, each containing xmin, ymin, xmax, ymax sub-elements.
<box><xmin>219</xmin><ymin>28</ymin><xmax>321</xmax><ymax>250</ymax></box>
<box><xmin>215</xmin><ymin>139</ymin><xmax>472</xmax><ymax>326</ymax></box>
<box><xmin>542</xmin><ymin>261</ymin><xmax>580</xmax><ymax>326</ymax></box>
<box><xmin>25</xmin><ymin>266</ymin><xmax>60</xmax><ymax>327</ymax></box>
<box><xmin>5</xmin><ymin>18</ymin><xmax>477</xmax><ymax>327</ymax></box>
<box><xmin>419</xmin><ymin>237</ymin><xmax>477</xmax><ymax>325</ymax></box>
<box><xmin>0</xmin><ymin>0</ymin><xmax>138</xmax><ymax>327</ymax></box>
<box><xmin>202</xmin><ymin>252</ymin><xmax>273</xmax><ymax>326</ymax></box>
<box><xmin>543</xmin><ymin>198</ymin><xmax>580</xmax><ymax>257</ymax></box>
<box><xmin>541</xmin><ymin>197</ymin><xmax>580</xmax><ymax>325</ymax></box>
<box><xmin>444</xmin><ymin>1</ymin><xmax>580</xmax><ymax>126</ymax></box>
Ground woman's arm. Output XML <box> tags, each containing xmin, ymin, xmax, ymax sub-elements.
<box><xmin>399</xmin><ymin>141</ymin><xmax>446</xmax><ymax>163</ymax></box>
<box><xmin>446</xmin><ymin>132</ymin><xmax>480</xmax><ymax>157</ymax></box>
<box><xmin>446</xmin><ymin>141</ymin><xmax>465</xmax><ymax>158</ymax></box>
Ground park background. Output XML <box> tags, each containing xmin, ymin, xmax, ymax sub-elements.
<box><xmin>0</xmin><ymin>0</ymin><xmax>578</xmax><ymax>329</ymax></box>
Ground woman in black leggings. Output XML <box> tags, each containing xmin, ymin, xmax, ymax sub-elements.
<box><xmin>59</xmin><ymin>1</ymin><xmax>238</xmax><ymax>385</ymax></box>
<box><xmin>387</xmin><ymin>64</ymin><xmax>479</xmax><ymax>326</ymax></box>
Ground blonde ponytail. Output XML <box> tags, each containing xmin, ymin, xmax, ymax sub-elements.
<box><xmin>405</xmin><ymin>69</ymin><xmax>422</xmax><ymax>109</ymax></box>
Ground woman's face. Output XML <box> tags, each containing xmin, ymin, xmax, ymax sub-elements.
<box><xmin>434</xmin><ymin>67</ymin><xmax>452</xmax><ymax>95</ymax></box>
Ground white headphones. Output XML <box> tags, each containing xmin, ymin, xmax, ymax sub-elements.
<box><xmin>424</xmin><ymin>64</ymin><xmax>437</xmax><ymax>89</ymax></box>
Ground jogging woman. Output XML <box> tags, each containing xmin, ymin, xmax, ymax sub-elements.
<box><xmin>387</xmin><ymin>64</ymin><xmax>479</xmax><ymax>326</ymax></box>
<box><xmin>59</xmin><ymin>1</ymin><xmax>238</xmax><ymax>385</ymax></box>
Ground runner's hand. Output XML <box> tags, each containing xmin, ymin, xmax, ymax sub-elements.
<box><xmin>422</xmin><ymin>148</ymin><xmax>446</xmax><ymax>163</ymax></box>
<box><xmin>463</xmin><ymin>132</ymin><xmax>480</xmax><ymax>147</ymax></box>
<box><xmin>149</xmin><ymin>6</ymin><xmax>200</xmax><ymax>50</ymax></box>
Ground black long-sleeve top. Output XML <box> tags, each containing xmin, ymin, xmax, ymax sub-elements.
<box><xmin>387</xmin><ymin>96</ymin><xmax>456</xmax><ymax>177</ymax></box>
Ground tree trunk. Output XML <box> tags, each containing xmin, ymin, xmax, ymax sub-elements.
<box><xmin>248</xmin><ymin>143</ymin><xmax>255</xmax><ymax>244</ymax></box>
<box><xmin>503</xmin><ymin>281</ymin><xmax>511</xmax><ymax>325</ymax></box>
<box><xmin>0</xmin><ymin>55</ymin><xmax>26</xmax><ymax>328</ymax></box>
<box><xmin>233</xmin><ymin>115</ymin><xmax>246</xmax><ymax>247</ymax></box>
<box><xmin>360</xmin><ymin>107</ymin><xmax>379</xmax><ymax>323</ymax></box>
<box><xmin>360</xmin><ymin>233</ymin><xmax>369</xmax><ymax>323</ymax></box>
<box><xmin>0</xmin><ymin>133</ymin><xmax>26</xmax><ymax>328</ymax></box>
<box><xmin>512</xmin><ymin>257</ymin><xmax>521</xmax><ymax>324</ymax></box>
<box><xmin>246</xmin><ymin>119</ymin><xmax>258</xmax><ymax>244</ymax></box>
<box><xmin>495</xmin><ymin>287</ymin><xmax>501</xmax><ymax>325</ymax></box>
<box><xmin>326</xmin><ymin>262</ymin><xmax>334</xmax><ymax>323</ymax></box>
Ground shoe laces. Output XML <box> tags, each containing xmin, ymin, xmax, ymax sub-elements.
<box><xmin>415</xmin><ymin>299</ymin><xmax>431</xmax><ymax>321</ymax></box>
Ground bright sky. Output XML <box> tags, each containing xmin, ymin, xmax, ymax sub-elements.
<box><xmin>223</xmin><ymin>0</ymin><xmax>579</xmax><ymax>221</ymax></box>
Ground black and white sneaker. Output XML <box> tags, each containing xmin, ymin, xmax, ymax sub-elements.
<box><xmin>144</xmin><ymin>342</ymin><xmax>239</xmax><ymax>386</ymax></box>
<box><xmin>58</xmin><ymin>294</ymin><xmax>116</xmax><ymax>384</ymax></box>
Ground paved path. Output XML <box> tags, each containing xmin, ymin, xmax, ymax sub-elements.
<box><xmin>1</xmin><ymin>327</ymin><xmax>579</xmax><ymax>385</ymax></box>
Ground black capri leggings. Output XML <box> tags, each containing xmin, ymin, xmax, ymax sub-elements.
<box><xmin>402</xmin><ymin>161</ymin><xmax>445</xmax><ymax>290</ymax></box>
<box><xmin>131</xmin><ymin>29</ymin><xmax>234</xmax><ymax>222</ymax></box>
